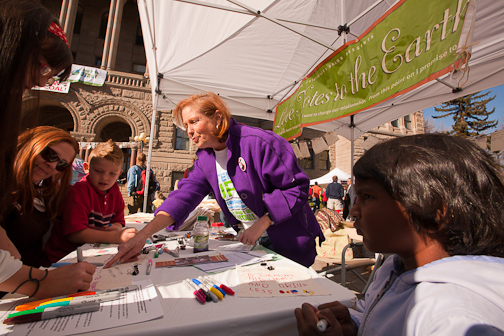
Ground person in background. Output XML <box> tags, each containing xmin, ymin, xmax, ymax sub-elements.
<box><xmin>106</xmin><ymin>92</ymin><xmax>323</xmax><ymax>268</ymax></box>
<box><xmin>152</xmin><ymin>190</ymin><xmax>166</xmax><ymax>211</ymax></box>
<box><xmin>44</xmin><ymin>140</ymin><xmax>138</xmax><ymax>264</ymax></box>
<box><xmin>311</xmin><ymin>182</ymin><xmax>322</xmax><ymax>212</ymax></box>
<box><xmin>1</xmin><ymin>126</ymin><xmax>77</xmax><ymax>268</ymax></box>
<box><xmin>127</xmin><ymin>152</ymin><xmax>158</xmax><ymax>214</ymax></box>
<box><xmin>343</xmin><ymin>177</ymin><xmax>355</xmax><ymax>220</ymax></box>
<box><xmin>0</xmin><ymin>0</ymin><xmax>95</xmax><ymax>298</ymax></box>
<box><xmin>321</xmin><ymin>188</ymin><xmax>327</xmax><ymax>208</ymax></box>
<box><xmin>326</xmin><ymin>176</ymin><xmax>345</xmax><ymax>212</ymax></box>
<box><xmin>295</xmin><ymin>134</ymin><xmax>504</xmax><ymax>336</ymax></box>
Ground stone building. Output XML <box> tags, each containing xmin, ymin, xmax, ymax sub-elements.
<box><xmin>26</xmin><ymin>0</ymin><xmax>424</xmax><ymax>196</ymax></box>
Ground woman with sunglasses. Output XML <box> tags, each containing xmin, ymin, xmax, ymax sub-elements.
<box><xmin>1</xmin><ymin>126</ymin><xmax>77</xmax><ymax>268</ymax></box>
<box><xmin>0</xmin><ymin>0</ymin><xmax>95</xmax><ymax>299</ymax></box>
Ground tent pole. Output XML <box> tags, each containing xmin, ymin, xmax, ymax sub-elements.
<box><xmin>350</xmin><ymin>115</ymin><xmax>355</xmax><ymax>182</ymax></box>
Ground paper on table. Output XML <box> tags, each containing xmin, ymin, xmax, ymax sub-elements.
<box><xmin>6</xmin><ymin>280</ymin><xmax>163</xmax><ymax>336</ymax></box>
<box><xmin>194</xmin><ymin>252</ymin><xmax>274</xmax><ymax>273</ymax></box>
<box><xmin>236</xmin><ymin>265</ymin><xmax>331</xmax><ymax>298</ymax></box>
<box><xmin>90</xmin><ymin>265</ymin><xmax>132</xmax><ymax>290</ymax></box>
<box><xmin>208</xmin><ymin>239</ymin><xmax>254</xmax><ymax>252</ymax></box>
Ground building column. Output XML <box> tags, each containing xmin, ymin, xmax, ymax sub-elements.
<box><xmin>84</xmin><ymin>147</ymin><xmax>91</xmax><ymax>163</ymax></box>
<box><xmin>63</xmin><ymin>0</ymin><xmax>78</xmax><ymax>46</ymax></box>
<box><xmin>130</xmin><ymin>148</ymin><xmax>137</xmax><ymax>168</ymax></box>
<box><xmin>101</xmin><ymin>0</ymin><xmax>118</xmax><ymax>70</ymax></box>
<box><xmin>59</xmin><ymin>0</ymin><xmax>70</xmax><ymax>27</ymax></box>
<box><xmin>107</xmin><ymin>0</ymin><xmax>127</xmax><ymax>70</ymax></box>
<box><xmin>79</xmin><ymin>147</ymin><xmax>86</xmax><ymax>159</ymax></box>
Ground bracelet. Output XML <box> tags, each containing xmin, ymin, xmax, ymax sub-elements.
<box><xmin>11</xmin><ymin>267</ymin><xmax>48</xmax><ymax>298</ymax></box>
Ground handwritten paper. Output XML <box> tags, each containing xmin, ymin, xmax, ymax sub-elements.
<box><xmin>236</xmin><ymin>265</ymin><xmax>331</xmax><ymax>298</ymax></box>
<box><xmin>5</xmin><ymin>280</ymin><xmax>162</xmax><ymax>336</ymax></box>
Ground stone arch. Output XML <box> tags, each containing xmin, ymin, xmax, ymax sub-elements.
<box><xmin>94</xmin><ymin>116</ymin><xmax>132</xmax><ymax>142</ymax></box>
<box><xmin>21</xmin><ymin>94</ymin><xmax>80</xmax><ymax>132</ymax></box>
<box><xmin>87</xmin><ymin>100</ymin><xmax>151</xmax><ymax>140</ymax></box>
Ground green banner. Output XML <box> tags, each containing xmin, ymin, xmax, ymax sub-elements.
<box><xmin>274</xmin><ymin>0</ymin><xmax>468</xmax><ymax>139</ymax></box>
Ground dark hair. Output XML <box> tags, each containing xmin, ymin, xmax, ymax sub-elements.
<box><xmin>0</xmin><ymin>0</ymin><xmax>72</xmax><ymax>217</ymax></box>
<box><xmin>353</xmin><ymin>133</ymin><xmax>504</xmax><ymax>257</ymax></box>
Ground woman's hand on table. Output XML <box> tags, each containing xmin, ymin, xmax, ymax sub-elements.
<box><xmin>295</xmin><ymin>302</ymin><xmax>357</xmax><ymax>336</ymax></box>
<box><xmin>38</xmin><ymin>262</ymin><xmax>96</xmax><ymax>298</ymax></box>
<box><xmin>115</xmin><ymin>227</ymin><xmax>139</xmax><ymax>243</ymax></box>
<box><xmin>104</xmin><ymin>232</ymin><xmax>145</xmax><ymax>268</ymax></box>
<box><xmin>237</xmin><ymin>214</ymin><xmax>271</xmax><ymax>245</ymax></box>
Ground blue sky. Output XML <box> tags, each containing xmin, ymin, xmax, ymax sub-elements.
<box><xmin>422</xmin><ymin>84</ymin><xmax>504</xmax><ymax>133</ymax></box>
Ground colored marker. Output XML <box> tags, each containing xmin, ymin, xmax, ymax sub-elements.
<box><xmin>191</xmin><ymin>279</ymin><xmax>217</xmax><ymax>303</ymax></box>
<box><xmin>146</xmin><ymin>259</ymin><xmax>153</xmax><ymax>275</ymax></box>
<box><xmin>184</xmin><ymin>280</ymin><xmax>206</xmax><ymax>304</ymax></box>
<box><xmin>76</xmin><ymin>246</ymin><xmax>84</xmax><ymax>263</ymax></box>
<box><xmin>51</xmin><ymin>262</ymin><xmax>105</xmax><ymax>267</ymax></box>
<box><xmin>4</xmin><ymin>303</ymin><xmax>100</xmax><ymax>325</ymax></box>
<box><xmin>317</xmin><ymin>318</ymin><xmax>329</xmax><ymax>332</ymax></box>
<box><xmin>198</xmin><ymin>277</ymin><xmax>224</xmax><ymax>299</ymax></box>
<box><xmin>203</xmin><ymin>277</ymin><xmax>234</xmax><ymax>295</ymax></box>
<box><xmin>192</xmin><ymin>279</ymin><xmax>218</xmax><ymax>302</ymax></box>
<box><xmin>39</xmin><ymin>292</ymin><xmax>122</xmax><ymax>309</ymax></box>
<box><xmin>17</xmin><ymin>285</ymin><xmax>139</xmax><ymax>311</ymax></box>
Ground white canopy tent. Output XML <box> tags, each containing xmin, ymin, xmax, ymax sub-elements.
<box><xmin>137</xmin><ymin>0</ymin><xmax>504</xmax><ymax>209</ymax></box>
<box><xmin>310</xmin><ymin>168</ymin><xmax>351</xmax><ymax>186</ymax></box>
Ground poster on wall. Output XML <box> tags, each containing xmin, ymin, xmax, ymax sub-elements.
<box><xmin>274</xmin><ymin>0</ymin><xmax>472</xmax><ymax>140</ymax></box>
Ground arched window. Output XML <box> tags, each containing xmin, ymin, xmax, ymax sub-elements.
<box><xmin>73</xmin><ymin>4</ymin><xmax>84</xmax><ymax>34</ymax></box>
<box><xmin>98</xmin><ymin>11</ymin><xmax>108</xmax><ymax>39</ymax></box>
<box><xmin>135</xmin><ymin>20</ymin><xmax>144</xmax><ymax>46</ymax></box>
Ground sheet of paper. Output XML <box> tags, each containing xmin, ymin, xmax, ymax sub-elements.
<box><xmin>5</xmin><ymin>280</ymin><xmax>163</xmax><ymax>336</ymax></box>
<box><xmin>236</xmin><ymin>265</ymin><xmax>331</xmax><ymax>298</ymax></box>
<box><xmin>208</xmin><ymin>239</ymin><xmax>254</xmax><ymax>252</ymax></box>
<box><xmin>90</xmin><ymin>266</ymin><xmax>132</xmax><ymax>290</ymax></box>
<box><xmin>194</xmin><ymin>252</ymin><xmax>273</xmax><ymax>273</ymax></box>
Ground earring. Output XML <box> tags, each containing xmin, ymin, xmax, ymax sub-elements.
<box><xmin>216</xmin><ymin>124</ymin><xmax>219</xmax><ymax>130</ymax></box>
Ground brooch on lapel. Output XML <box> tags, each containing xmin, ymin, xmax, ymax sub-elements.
<box><xmin>238</xmin><ymin>157</ymin><xmax>247</xmax><ymax>172</ymax></box>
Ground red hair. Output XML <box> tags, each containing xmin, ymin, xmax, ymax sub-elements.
<box><xmin>174</xmin><ymin>92</ymin><xmax>231</xmax><ymax>142</ymax></box>
<box><xmin>13</xmin><ymin>126</ymin><xmax>78</xmax><ymax>218</ymax></box>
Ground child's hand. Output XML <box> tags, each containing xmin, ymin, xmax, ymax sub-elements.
<box><xmin>318</xmin><ymin>301</ymin><xmax>357</xmax><ymax>336</ymax></box>
<box><xmin>116</xmin><ymin>227</ymin><xmax>138</xmax><ymax>243</ymax></box>
<box><xmin>295</xmin><ymin>302</ymin><xmax>355</xmax><ymax>336</ymax></box>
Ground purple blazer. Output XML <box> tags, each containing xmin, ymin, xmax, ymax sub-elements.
<box><xmin>156</xmin><ymin>118</ymin><xmax>323</xmax><ymax>267</ymax></box>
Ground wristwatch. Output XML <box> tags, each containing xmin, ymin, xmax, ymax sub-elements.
<box><xmin>265</xmin><ymin>212</ymin><xmax>274</xmax><ymax>226</ymax></box>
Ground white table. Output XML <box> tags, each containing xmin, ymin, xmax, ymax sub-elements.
<box><xmin>1</xmin><ymin>217</ymin><xmax>357</xmax><ymax>336</ymax></box>
<box><xmin>88</xmin><ymin>223</ymin><xmax>357</xmax><ymax>336</ymax></box>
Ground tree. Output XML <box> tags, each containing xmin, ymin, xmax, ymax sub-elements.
<box><xmin>434</xmin><ymin>91</ymin><xmax>498</xmax><ymax>138</ymax></box>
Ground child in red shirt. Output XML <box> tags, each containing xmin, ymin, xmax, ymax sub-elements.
<box><xmin>45</xmin><ymin>140</ymin><xmax>138</xmax><ymax>264</ymax></box>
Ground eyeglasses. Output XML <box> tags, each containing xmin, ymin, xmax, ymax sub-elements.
<box><xmin>40</xmin><ymin>146</ymin><xmax>70</xmax><ymax>171</ymax></box>
<box><xmin>39</xmin><ymin>62</ymin><xmax>55</xmax><ymax>86</ymax></box>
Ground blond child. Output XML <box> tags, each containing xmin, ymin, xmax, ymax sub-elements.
<box><xmin>45</xmin><ymin>140</ymin><xmax>137</xmax><ymax>264</ymax></box>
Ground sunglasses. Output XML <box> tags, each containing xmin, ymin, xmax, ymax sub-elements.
<box><xmin>39</xmin><ymin>62</ymin><xmax>55</xmax><ymax>86</ymax></box>
<box><xmin>40</xmin><ymin>146</ymin><xmax>70</xmax><ymax>171</ymax></box>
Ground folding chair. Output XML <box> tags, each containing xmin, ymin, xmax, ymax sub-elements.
<box><xmin>318</xmin><ymin>227</ymin><xmax>383</xmax><ymax>295</ymax></box>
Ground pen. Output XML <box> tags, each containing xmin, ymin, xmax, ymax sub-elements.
<box><xmin>183</xmin><ymin>280</ymin><xmax>206</xmax><ymax>304</ymax></box>
<box><xmin>146</xmin><ymin>259</ymin><xmax>153</xmax><ymax>275</ymax></box>
<box><xmin>15</xmin><ymin>285</ymin><xmax>138</xmax><ymax>311</ymax></box>
<box><xmin>51</xmin><ymin>262</ymin><xmax>104</xmax><ymax>267</ymax></box>
<box><xmin>76</xmin><ymin>246</ymin><xmax>84</xmax><ymax>263</ymax></box>
<box><xmin>4</xmin><ymin>303</ymin><xmax>100</xmax><ymax>325</ymax></box>
<box><xmin>38</xmin><ymin>292</ymin><xmax>122</xmax><ymax>309</ymax></box>
<box><xmin>317</xmin><ymin>318</ymin><xmax>329</xmax><ymax>332</ymax></box>
<box><xmin>191</xmin><ymin>279</ymin><xmax>218</xmax><ymax>303</ymax></box>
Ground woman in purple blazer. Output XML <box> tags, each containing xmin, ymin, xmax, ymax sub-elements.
<box><xmin>107</xmin><ymin>92</ymin><xmax>323</xmax><ymax>267</ymax></box>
